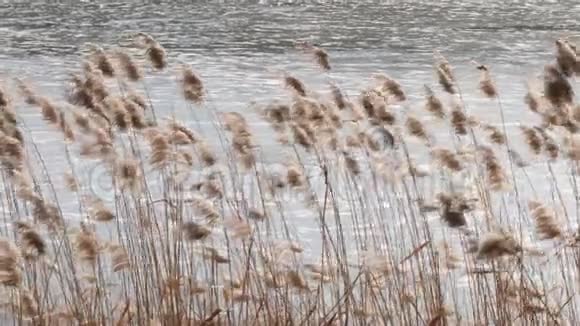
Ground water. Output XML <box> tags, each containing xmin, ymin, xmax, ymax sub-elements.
<box><xmin>1</xmin><ymin>1</ymin><xmax>578</xmax><ymax>121</ymax></box>
<box><xmin>0</xmin><ymin>0</ymin><xmax>578</xmax><ymax>256</ymax></box>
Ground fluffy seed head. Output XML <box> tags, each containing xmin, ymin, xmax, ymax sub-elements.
<box><xmin>182</xmin><ymin>66</ymin><xmax>205</xmax><ymax>104</ymax></box>
<box><xmin>476</xmin><ymin>65</ymin><xmax>497</xmax><ymax>98</ymax></box>
<box><xmin>114</xmin><ymin>50</ymin><xmax>142</xmax><ymax>81</ymax></box>
<box><xmin>544</xmin><ymin>64</ymin><xmax>574</xmax><ymax>107</ymax></box>
<box><xmin>528</xmin><ymin>201</ymin><xmax>562</xmax><ymax>240</ymax></box>
<box><xmin>424</xmin><ymin>86</ymin><xmax>445</xmax><ymax>119</ymax></box>
<box><xmin>477</xmin><ymin>231</ymin><xmax>521</xmax><ymax>259</ymax></box>
<box><xmin>284</xmin><ymin>75</ymin><xmax>306</xmax><ymax>97</ymax></box>
<box><xmin>182</xmin><ymin>221</ymin><xmax>211</xmax><ymax>241</ymax></box>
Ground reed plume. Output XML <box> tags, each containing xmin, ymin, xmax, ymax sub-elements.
<box><xmin>197</xmin><ymin>141</ymin><xmax>217</xmax><ymax>167</ymax></box>
<box><xmin>0</xmin><ymin>83</ymin><xmax>12</xmax><ymax>114</ymax></box>
<box><xmin>374</xmin><ymin>100</ymin><xmax>396</xmax><ymax>125</ymax></box>
<box><xmin>312</xmin><ymin>47</ymin><xmax>331</xmax><ymax>71</ymax></box>
<box><xmin>479</xmin><ymin>145</ymin><xmax>509</xmax><ymax>191</ymax></box>
<box><xmin>136</xmin><ymin>33</ymin><xmax>167</xmax><ymax>70</ymax></box>
<box><xmin>424</xmin><ymin>85</ymin><xmax>446</xmax><ymax>119</ymax></box>
<box><xmin>286</xmin><ymin>163</ymin><xmax>305</xmax><ymax>188</ymax></box>
<box><xmin>406</xmin><ymin>116</ymin><xmax>429</xmax><ymax>143</ymax></box>
<box><xmin>482</xmin><ymin>124</ymin><xmax>506</xmax><ymax>145</ymax></box>
<box><xmin>435</xmin><ymin>52</ymin><xmax>456</xmax><ymax>94</ymax></box>
<box><xmin>343</xmin><ymin>150</ymin><xmax>360</xmax><ymax>176</ymax></box>
<box><xmin>476</xmin><ymin>64</ymin><xmax>497</xmax><ymax>98</ymax></box>
<box><xmin>262</xmin><ymin>102</ymin><xmax>291</xmax><ymax>127</ymax></box>
<box><xmin>190</xmin><ymin>196</ymin><xmax>220</xmax><ymax>223</ymax></box>
<box><xmin>32</xmin><ymin>198</ymin><xmax>63</xmax><ymax>228</ymax></box>
<box><xmin>520</xmin><ymin>126</ymin><xmax>543</xmax><ymax>155</ymax></box>
<box><xmin>58</xmin><ymin>111</ymin><xmax>75</xmax><ymax>141</ymax></box>
<box><xmin>91</xmin><ymin>48</ymin><xmax>115</xmax><ymax>78</ymax></box>
<box><xmin>286</xmin><ymin>270</ymin><xmax>309</xmax><ymax>290</ymax></box>
<box><xmin>291</xmin><ymin>123</ymin><xmax>313</xmax><ymax>149</ymax></box>
<box><xmin>0</xmin><ymin>238</ymin><xmax>22</xmax><ymax>286</ymax></box>
<box><xmin>566</xmin><ymin>134</ymin><xmax>580</xmax><ymax>160</ymax></box>
<box><xmin>431</xmin><ymin>148</ymin><xmax>463</xmax><ymax>172</ymax></box>
<box><xmin>0</xmin><ymin>132</ymin><xmax>25</xmax><ymax>172</ymax></box>
<box><xmin>284</xmin><ymin>75</ymin><xmax>307</xmax><ymax>96</ymax></box>
<box><xmin>88</xmin><ymin>197</ymin><xmax>115</xmax><ymax>222</ymax></box>
<box><xmin>476</xmin><ymin>231</ymin><xmax>521</xmax><ymax>259</ymax></box>
<box><xmin>330</xmin><ymin>83</ymin><xmax>347</xmax><ymax>110</ymax></box>
<box><xmin>167</xmin><ymin>120</ymin><xmax>198</xmax><ymax>144</ymax></box>
<box><xmin>437</xmin><ymin>193</ymin><xmax>468</xmax><ymax>227</ymax></box>
<box><xmin>14</xmin><ymin>222</ymin><xmax>45</xmax><ymax>259</ymax></box>
<box><xmin>524</xmin><ymin>86</ymin><xmax>542</xmax><ymax>113</ymax></box>
<box><xmin>201</xmin><ymin>246</ymin><xmax>229</xmax><ymax>264</ymax></box>
<box><xmin>437</xmin><ymin>194</ymin><xmax>466</xmax><ymax>228</ymax></box>
<box><xmin>182</xmin><ymin>221</ymin><xmax>211</xmax><ymax>241</ymax></box>
<box><xmin>374</xmin><ymin>74</ymin><xmax>406</xmax><ymax>101</ymax></box>
<box><xmin>124</xmin><ymin>98</ymin><xmax>147</xmax><ymax>129</ymax></box>
<box><xmin>528</xmin><ymin>201</ymin><xmax>562</xmax><ymax>240</ymax></box>
<box><xmin>148</xmin><ymin>131</ymin><xmax>171</xmax><ymax>168</ymax></box>
<box><xmin>296</xmin><ymin>41</ymin><xmax>331</xmax><ymax>71</ymax></box>
<box><xmin>114</xmin><ymin>50</ymin><xmax>143</xmax><ymax>81</ymax></box>
<box><xmin>182</xmin><ymin>65</ymin><xmax>205</xmax><ymax>104</ymax></box>
<box><xmin>17</xmin><ymin>289</ymin><xmax>38</xmax><ymax>319</ymax></box>
<box><xmin>544</xmin><ymin>64</ymin><xmax>574</xmax><ymax>107</ymax></box>
<box><xmin>535</xmin><ymin>127</ymin><xmax>559</xmax><ymax>160</ymax></box>
<box><xmin>74</xmin><ymin>223</ymin><xmax>100</xmax><ymax>265</ymax></box>
<box><xmin>83</xmin><ymin>62</ymin><xmax>109</xmax><ymax>102</ymax></box>
<box><xmin>108</xmin><ymin>244</ymin><xmax>130</xmax><ymax>272</ymax></box>
<box><xmin>450</xmin><ymin>108</ymin><xmax>467</xmax><ymax>135</ymax></box>
<box><xmin>555</xmin><ymin>39</ymin><xmax>578</xmax><ymax>77</ymax></box>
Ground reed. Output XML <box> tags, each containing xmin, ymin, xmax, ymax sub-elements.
<box><xmin>0</xmin><ymin>34</ymin><xmax>577</xmax><ymax>325</ymax></box>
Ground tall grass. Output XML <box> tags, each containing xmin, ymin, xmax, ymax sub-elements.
<box><xmin>0</xmin><ymin>33</ymin><xmax>578</xmax><ymax>325</ymax></box>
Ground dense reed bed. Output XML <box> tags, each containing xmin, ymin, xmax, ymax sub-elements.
<box><xmin>0</xmin><ymin>34</ymin><xmax>578</xmax><ymax>325</ymax></box>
